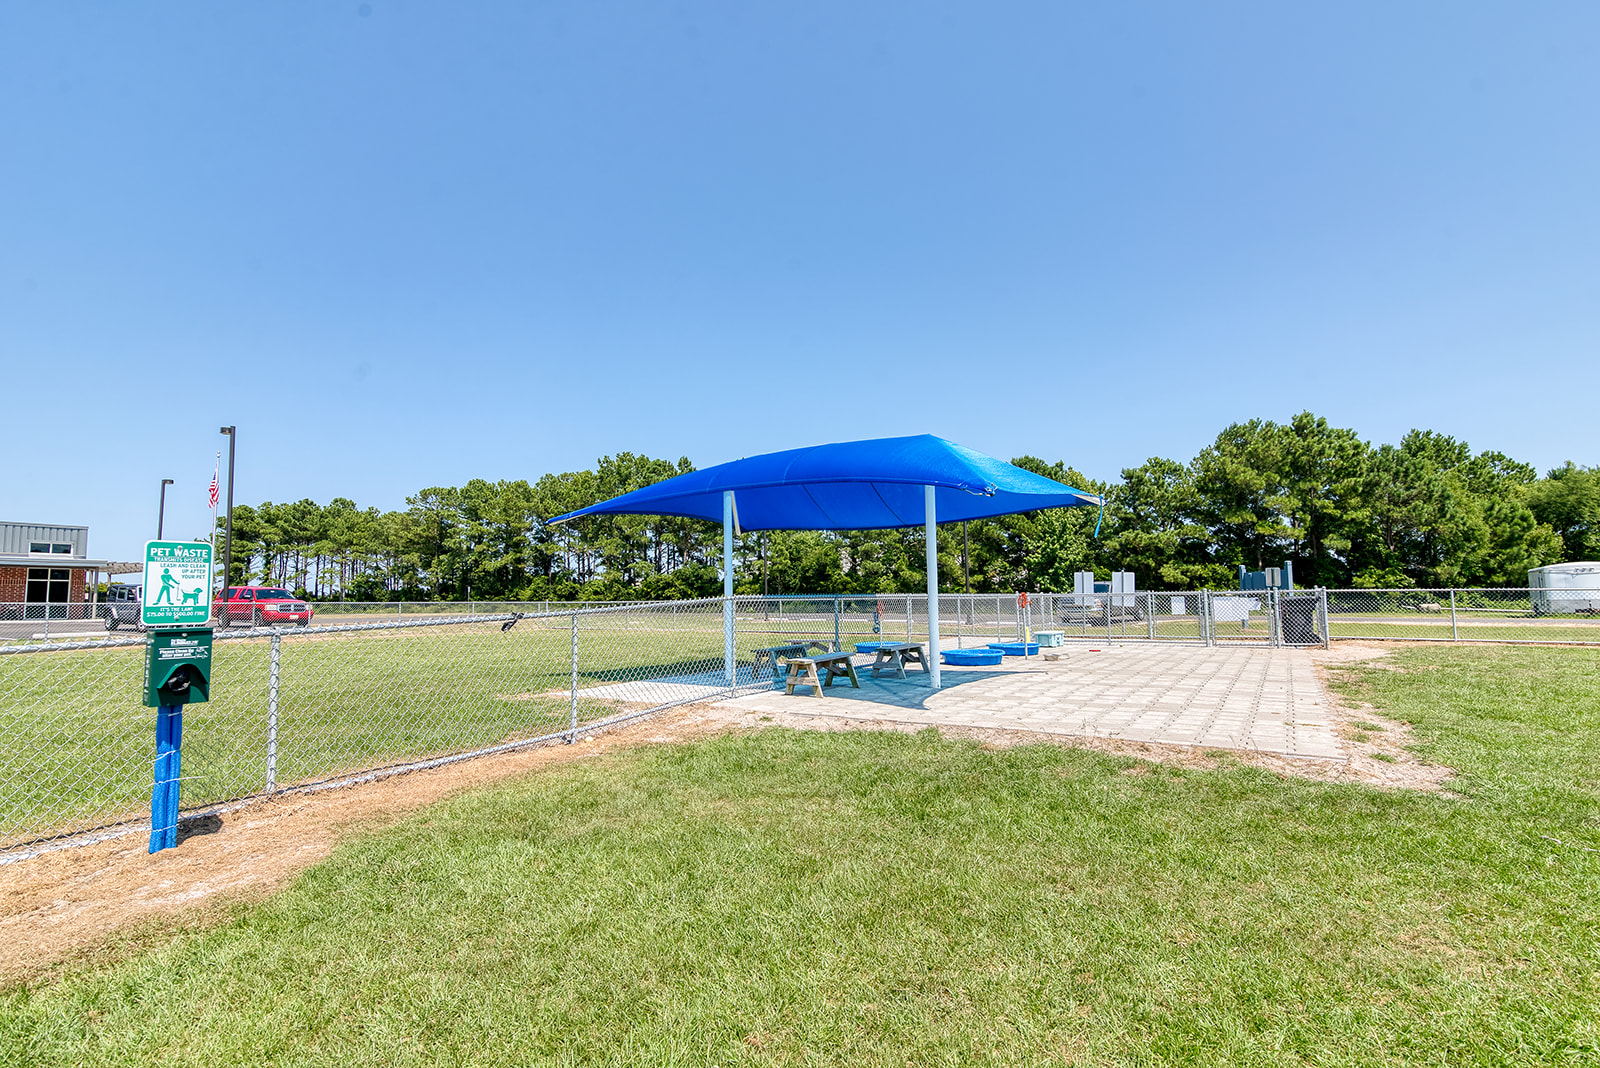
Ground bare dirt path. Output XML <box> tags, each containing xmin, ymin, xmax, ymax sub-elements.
<box><xmin>0</xmin><ymin>641</ymin><xmax>1447</xmax><ymax>987</ymax></box>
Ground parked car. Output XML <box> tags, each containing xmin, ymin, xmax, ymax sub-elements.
<box><xmin>214</xmin><ymin>587</ymin><xmax>314</xmax><ymax>627</ymax></box>
<box><xmin>102</xmin><ymin>583</ymin><xmax>144</xmax><ymax>631</ymax></box>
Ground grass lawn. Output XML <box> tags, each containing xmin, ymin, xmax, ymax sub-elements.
<box><xmin>3</xmin><ymin>644</ymin><xmax>1598</xmax><ymax>1064</ymax></box>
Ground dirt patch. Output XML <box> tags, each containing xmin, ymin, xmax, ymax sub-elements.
<box><xmin>1308</xmin><ymin>642</ymin><xmax>1454</xmax><ymax>792</ymax></box>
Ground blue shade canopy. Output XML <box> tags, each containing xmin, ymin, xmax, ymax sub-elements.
<box><xmin>550</xmin><ymin>434</ymin><xmax>1101</xmax><ymax>531</ymax></box>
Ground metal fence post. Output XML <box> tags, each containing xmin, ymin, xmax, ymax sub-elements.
<box><xmin>1201</xmin><ymin>590</ymin><xmax>1214</xmax><ymax>646</ymax></box>
<box><xmin>569</xmin><ymin>611</ymin><xmax>579</xmax><ymax>742</ymax></box>
<box><xmin>1318</xmin><ymin>587</ymin><xmax>1331</xmax><ymax>649</ymax></box>
<box><xmin>266</xmin><ymin>633</ymin><xmax>280</xmax><ymax>793</ymax></box>
<box><xmin>834</xmin><ymin>597</ymin><xmax>841</xmax><ymax>651</ymax></box>
<box><xmin>1449</xmin><ymin>589</ymin><xmax>1458</xmax><ymax>642</ymax></box>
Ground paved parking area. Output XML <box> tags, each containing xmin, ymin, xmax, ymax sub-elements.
<box><xmin>713</xmin><ymin>643</ymin><xmax>1343</xmax><ymax>760</ymax></box>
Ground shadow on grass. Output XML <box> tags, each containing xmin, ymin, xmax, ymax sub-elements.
<box><xmin>579</xmin><ymin>656</ymin><xmax>730</xmax><ymax>683</ymax></box>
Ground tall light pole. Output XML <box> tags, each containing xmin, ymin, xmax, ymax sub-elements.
<box><xmin>157</xmin><ymin>479</ymin><xmax>174</xmax><ymax>539</ymax></box>
<box><xmin>220</xmin><ymin>426</ymin><xmax>237</xmax><ymax>588</ymax></box>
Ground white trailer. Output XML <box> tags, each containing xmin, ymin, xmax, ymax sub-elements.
<box><xmin>1529</xmin><ymin>562</ymin><xmax>1600</xmax><ymax>615</ymax></box>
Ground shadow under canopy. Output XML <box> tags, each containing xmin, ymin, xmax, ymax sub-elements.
<box><xmin>550</xmin><ymin>434</ymin><xmax>1101</xmax><ymax>690</ymax></box>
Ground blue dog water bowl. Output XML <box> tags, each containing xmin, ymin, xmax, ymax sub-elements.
<box><xmin>942</xmin><ymin>648</ymin><xmax>1004</xmax><ymax>666</ymax></box>
<box><xmin>987</xmin><ymin>642</ymin><xmax>1040</xmax><ymax>656</ymax></box>
<box><xmin>854</xmin><ymin>641</ymin><xmax>886</xmax><ymax>654</ymax></box>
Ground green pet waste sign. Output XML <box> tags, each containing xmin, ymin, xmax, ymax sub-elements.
<box><xmin>142</xmin><ymin>541</ymin><xmax>214</xmax><ymax>627</ymax></box>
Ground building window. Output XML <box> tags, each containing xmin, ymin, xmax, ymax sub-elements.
<box><xmin>28</xmin><ymin>542</ymin><xmax>72</xmax><ymax>554</ymax></box>
<box><xmin>25</xmin><ymin>567</ymin><xmax>72</xmax><ymax>620</ymax></box>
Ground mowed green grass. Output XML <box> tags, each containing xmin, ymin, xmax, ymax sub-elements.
<box><xmin>3</xmin><ymin>646</ymin><xmax>1598</xmax><ymax>1065</ymax></box>
<box><xmin>0</xmin><ymin>619</ymin><xmax>737</xmax><ymax>846</ymax></box>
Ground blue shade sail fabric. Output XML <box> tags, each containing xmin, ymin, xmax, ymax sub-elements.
<box><xmin>550</xmin><ymin>435</ymin><xmax>1101</xmax><ymax>531</ymax></box>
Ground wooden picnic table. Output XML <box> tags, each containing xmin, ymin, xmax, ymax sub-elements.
<box><xmin>781</xmin><ymin>650</ymin><xmax>861</xmax><ymax>697</ymax></box>
<box><xmin>869</xmin><ymin>641</ymin><xmax>928</xmax><ymax>679</ymax></box>
<box><xmin>753</xmin><ymin>640</ymin><xmax>836</xmax><ymax>680</ymax></box>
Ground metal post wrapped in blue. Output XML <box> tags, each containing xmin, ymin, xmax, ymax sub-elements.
<box><xmin>142</xmin><ymin>626</ymin><xmax>212</xmax><ymax>854</ymax></box>
<box><xmin>150</xmin><ymin>705</ymin><xmax>183</xmax><ymax>853</ymax></box>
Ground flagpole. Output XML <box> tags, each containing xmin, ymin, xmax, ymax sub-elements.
<box><xmin>208</xmin><ymin>452</ymin><xmax>221</xmax><ymax>595</ymax></box>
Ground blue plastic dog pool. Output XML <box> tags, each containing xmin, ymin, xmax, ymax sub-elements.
<box><xmin>941</xmin><ymin>648</ymin><xmax>1004</xmax><ymax>667</ymax></box>
<box><xmin>987</xmin><ymin>642</ymin><xmax>1041</xmax><ymax>656</ymax></box>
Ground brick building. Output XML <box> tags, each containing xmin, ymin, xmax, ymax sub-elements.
<box><xmin>0</xmin><ymin>522</ymin><xmax>139</xmax><ymax>620</ymax></box>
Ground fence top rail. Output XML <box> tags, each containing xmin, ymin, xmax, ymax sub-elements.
<box><xmin>0</xmin><ymin>635</ymin><xmax>148</xmax><ymax>656</ymax></box>
<box><xmin>0</xmin><ymin>598</ymin><xmax>747</xmax><ymax>653</ymax></box>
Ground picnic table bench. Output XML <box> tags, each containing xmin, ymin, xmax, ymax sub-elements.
<box><xmin>867</xmin><ymin>641</ymin><xmax>928</xmax><ymax>679</ymax></box>
<box><xmin>780</xmin><ymin>650</ymin><xmax>861</xmax><ymax>697</ymax></box>
<box><xmin>753</xmin><ymin>640</ymin><xmax>836</xmax><ymax>680</ymax></box>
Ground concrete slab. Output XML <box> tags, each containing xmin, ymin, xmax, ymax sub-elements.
<box><xmin>709</xmin><ymin>643</ymin><xmax>1344</xmax><ymax>761</ymax></box>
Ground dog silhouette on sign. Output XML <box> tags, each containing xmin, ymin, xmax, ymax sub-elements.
<box><xmin>180</xmin><ymin>587</ymin><xmax>203</xmax><ymax>606</ymax></box>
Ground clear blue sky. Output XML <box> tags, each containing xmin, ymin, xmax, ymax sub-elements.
<box><xmin>3</xmin><ymin>2</ymin><xmax>1596</xmax><ymax>561</ymax></box>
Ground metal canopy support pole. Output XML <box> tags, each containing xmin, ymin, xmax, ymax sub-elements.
<box><xmin>723</xmin><ymin>490</ymin><xmax>735</xmax><ymax>688</ymax></box>
<box><xmin>925</xmin><ymin>485</ymin><xmax>941</xmax><ymax>690</ymax></box>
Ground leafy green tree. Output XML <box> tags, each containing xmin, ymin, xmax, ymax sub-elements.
<box><xmin>1192</xmin><ymin>420</ymin><xmax>1295</xmax><ymax>573</ymax></box>
<box><xmin>1101</xmin><ymin>457</ymin><xmax>1223</xmax><ymax>588</ymax></box>
<box><xmin>754</xmin><ymin>531</ymin><xmax>846</xmax><ymax>595</ymax></box>
<box><xmin>1529</xmin><ymin>464</ymin><xmax>1600</xmax><ymax>561</ymax></box>
<box><xmin>1191</xmin><ymin>414</ymin><xmax>1370</xmax><ymax>585</ymax></box>
<box><xmin>224</xmin><ymin>415</ymin><xmax>1587</xmax><ymax>599</ymax></box>
<box><xmin>1275</xmin><ymin>413</ymin><xmax>1370</xmax><ymax>585</ymax></box>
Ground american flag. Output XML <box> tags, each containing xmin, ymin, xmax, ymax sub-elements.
<box><xmin>209</xmin><ymin>459</ymin><xmax>220</xmax><ymax>510</ymax></box>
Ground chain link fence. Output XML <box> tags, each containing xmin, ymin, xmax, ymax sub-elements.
<box><xmin>4</xmin><ymin>586</ymin><xmax>1597</xmax><ymax>854</ymax></box>
<box><xmin>0</xmin><ymin>600</ymin><xmax>774</xmax><ymax>854</ymax></box>
<box><xmin>1323</xmin><ymin>587</ymin><xmax>1600</xmax><ymax>644</ymax></box>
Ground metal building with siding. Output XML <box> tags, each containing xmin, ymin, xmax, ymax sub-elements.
<box><xmin>0</xmin><ymin>521</ymin><xmax>138</xmax><ymax>621</ymax></box>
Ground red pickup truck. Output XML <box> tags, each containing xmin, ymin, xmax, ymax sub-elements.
<box><xmin>214</xmin><ymin>587</ymin><xmax>314</xmax><ymax>627</ymax></box>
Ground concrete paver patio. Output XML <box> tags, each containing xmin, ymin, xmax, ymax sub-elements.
<box><xmin>713</xmin><ymin>643</ymin><xmax>1344</xmax><ymax>761</ymax></box>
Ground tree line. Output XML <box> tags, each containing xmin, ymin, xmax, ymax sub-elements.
<box><xmin>215</xmin><ymin>413</ymin><xmax>1598</xmax><ymax>600</ymax></box>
